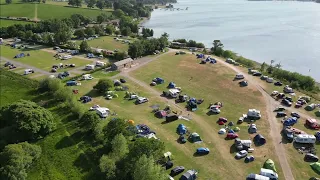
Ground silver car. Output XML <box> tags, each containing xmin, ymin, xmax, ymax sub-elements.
<box><xmin>235</xmin><ymin>150</ymin><xmax>248</xmax><ymax>159</ymax></box>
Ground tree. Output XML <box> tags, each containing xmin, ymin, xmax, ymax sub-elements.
<box><xmin>260</xmin><ymin>62</ymin><xmax>267</xmax><ymax>72</ymax></box>
<box><xmin>0</xmin><ymin>142</ymin><xmax>41</xmax><ymax>180</ymax></box>
<box><xmin>111</xmin><ymin>133</ymin><xmax>129</xmax><ymax>160</ymax></box>
<box><xmin>113</xmin><ymin>9</ymin><xmax>125</xmax><ymax>17</ymax></box>
<box><xmin>142</xmin><ymin>28</ymin><xmax>153</xmax><ymax>38</ymax></box>
<box><xmin>42</xmin><ymin>0</ymin><xmax>46</xmax><ymax>3</ymax></box>
<box><xmin>99</xmin><ymin>155</ymin><xmax>116</xmax><ymax>179</ymax></box>
<box><xmin>93</xmin><ymin>25</ymin><xmax>104</xmax><ymax>36</ymax></box>
<box><xmin>104</xmin><ymin>118</ymin><xmax>130</xmax><ymax>140</ymax></box>
<box><xmin>105</xmin><ymin>25</ymin><xmax>114</xmax><ymax>35</ymax></box>
<box><xmin>75</xmin><ymin>0</ymin><xmax>82</xmax><ymax>7</ymax></box>
<box><xmin>211</xmin><ymin>40</ymin><xmax>224</xmax><ymax>56</ymax></box>
<box><xmin>187</xmin><ymin>40</ymin><xmax>197</xmax><ymax>47</ymax></box>
<box><xmin>31</xmin><ymin>33</ymin><xmax>41</xmax><ymax>42</ymax></box>
<box><xmin>275</xmin><ymin>62</ymin><xmax>282</xmax><ymax>69</ymax></box>
<box><xmin>128</xmin><ymin>41</ymin><xmax>144</xmax><ymax>59</ymax></box>
<box><xmin>17</xmin><ymin>31</ymin><xmax>25</xmax><ymax>39</ymax></box>
<box><xmin>196</xmin><ymin>42</ymin><xmax>205</xmax><ymax>48</ymax></box>
<box><xmin>66</xmin><ymin>41</ymin><xmax>78</xmax><ymax>49</ymax></box>
<box><xmin>68</xmin><ymin>0</ymin><xmax>75</xmax><ymax>6</ymax></box>
<box><xmin>121</xmin><ymin>26</ymin><xmax>131</xmax><ymax>36</ymax></box>
<box><xmin>96</xmin><ymin>0</ymin><xmax>105</xmax><ymax>10</ymax></box>
<box><xmin>93</xmin><ymin>78</ymin><xmax>113</xmax><ymax>93</ymax></box>
<box><xmin>85</xmin><ymin>27</ymin><xmax>95</xmax><ymax>37</ymax></box>
<box><xmin>114</xmin><ymin>51</ymin><xmax>127</xmax><ymax>60</ymax></box>
<box><xmin>74</xmin><ymin>29</ymin><xmax>86</xmax><ymax>39</ymax></box>
<box><xmin>80</xmin><ymin>111</ymin><xmax>100</xmax><ymax>132</ymax></box>
<box><xmin>87</xmin><ymin>0</ymin><xmax>96</xmax><ymax>8</ymax></box>
<box><xmin>79</xmin><ymin>40</ymin><xmax>91</xmax><ymax>52</ymax></box>
<box><xmin>222</xmin><ymin>50</ymin><xmax>234</xmax><ymax>59</ymax></box>
<box><xmin>270</xmin><ymin>59</ymin><xmax>275</xmax><ymax>66</ymax></box>
<box><xmin>0</xmin><ymin>100</ymin><xmax>56</xmax><ymax>140</ymax></box>
<box><xmin>97</xmin><ymin>15</ymin><xmax>105</xmax><ymax>24</ymax></box>
<box><xmin>25</xmin><ymin>30</ymin><xmax>33</xmax><ymax>41</ymax></box>
<box><xmin>128</xmin><ymin>138</ymin><xmax>165</xmax><ymax>161</ymax></box>
<box><xmin>133</xmin><ymin>155</ymin><xmax>167</xmax><ymax>180</ymax></box>
<box><xmin>5</xmin><ymin>0</ymin><xmax>12</xmax><ymax>4</ymax></box>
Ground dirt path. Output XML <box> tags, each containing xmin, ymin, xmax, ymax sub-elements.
<box><xmin>34</xmin><ymin>3</ymin><xmax>39</xmax><ymax>22</ymax></box>
<box><xmin>0</xmin><ymin>56</ymin><xmax>53</xmax><ymax>75</ymax></box>
<box><xmin>211</xmin><ymin>55</ymin><xmax>295</xmax><ymax>180</ymax></box>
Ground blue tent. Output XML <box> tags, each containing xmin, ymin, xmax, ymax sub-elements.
<box><xmin>228</xmin><ymin>129</ymin><xmax>235</xmax><ymax>134</ymax></box>
<box><xmin>168</xmin><ymin>82</ymin><xmax>176</xmax><ymax>88</ymax></box>
<box><xmin>155</xmin><ymin>77</ymin><xmax>164</xmax><ymax>84</ymax></box>
<box><xmin>14</xmin><ymin>53</ymin><xmax>25</xmax><ymax>58</ymax></box>
<box><xmin>210</xmin><ymin>59</ymin><xmax>217</xmax><ymax>64</ymax></box>
<box><xmin>254</xmin><ymin>134</ymin><xmax>266</xmax><ymax>145</ymax></box>
<box><xmin>283</xmin><ymin>117</ymin><xmax>298</xmax><ymax>126</ymax></box>
<box><xmin>197</xmin><ymin>54</ymin><xmax>204</xmax><ymax>58</ymax></box>
<box><xmin>177</xmin><ymin>124</ymin><xmax>187</xmax><ymax>135</ymax></box>
<box><xmin>66</xmin><ymin>81</ymin><xmax>77</xmax><ymax>86</ymax></box>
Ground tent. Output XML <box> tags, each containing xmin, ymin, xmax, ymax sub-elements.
<box><xmin>196</xmin><ymin>54</ymin><xmax>204</xmax><ymax>58</ymax></box>
<box><xmin>114</xmin><ymin>80</ymin><xmax>121</xmax><ymax>86</ymax></box>
<box><xmin>263</xmin><ymin>159</ymin><xmax>277</xmax><ymax>172</ymax></box>
<box><xmin>153</xmin><ymin>77</ymin><xmax>164</xmax><ymax>84</ymax></box>
<box><xmin>168</xmin><ymin>82</ymin><xmax>176</xmax><ymax>88</ymax></box>
<box><xmin>248</xmin><ymin>124</ymin><xmax>257</xmax><ymax>133</ymax></box>
<box><xmin>155</xmin><ymin>110</ymin><xmax>167</xmax><ymax>118</ymax></box>
<box><xmin>188</xmin><ymin>99</ymin><xmax>198</xmax><ymax>111</ymax></box>
<box><xmin>305</xmin><ymin>104</ymin><xmax>316</xmax><ymax>111</ymax></box>
<box><xmin>166</xmin><ymin>114</ymin><xmax>179</xmax><ymax>122</ymax></box>
<box><xmin>177</xmin><ymin>124</ymin><xmax>187</xmax><ymax>135</ymax></box>
<box><xmin>190</xmin><ymin>132</ymin><xmax>202</xmax><ymax>143</ymax></box>
<box><xmin>315</xmin><ymin>131</ymin><xmax>320</xmax><ymax>142</ymax></box>
<box><xmin>310</xmin><ymin>162</ymin><xmax>320</xmax><ymax>174</ymax></box>
<box><xmin>180</xmin><ymin>170</ymin><xmax>197</xmax><ymax>180</ymax></box>
<box><xmin>234</xmin><ymin>127</ymin><xmax>240</xmax><ymax>132</ymax></box>
<box><xmin>228</xmin><ymin>129</ymin><xmax>235</xmax><ymax>134</ymax></box>
<box><xmin>228</xmin><ymin>122</ymin><xmax>234</xmax><ymax>126</ymax></box>
<box><xmin>283</xmin><ymin>117</ymin><xmax>297</xmax><ymax>126</ymax></box>
<box><xmin>128</xmin><ymin>120</ymin><xmax>134</xmax><ymax>125</ymax></box>
<box><xmin>218</xmin><ymin>128</ymin><xmax>226</xmax><ymax>134</ymax></box>
<box><xmin>254</xmin><ymin>134</ymin><xmax>266</xmax><ymax>145</ymax></box>
<box><xmin>316</xmin><ymin>111</ymin><xmax>320</xmax><ymax>117</ymax></box>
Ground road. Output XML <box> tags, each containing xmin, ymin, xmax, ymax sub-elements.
<box><xmin>0</xmin><ymin>56</ymin><xmax>53</xmax><ymax>75</ymax></box>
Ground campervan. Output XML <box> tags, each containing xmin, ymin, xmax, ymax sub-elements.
<box><xmin>247</xmin><ymin>109</ymin><xmax>261</xmax><ymax>119</ymax></box>
<box><xmin>62</xmin><ymin>55</ymin><xmax>72</xmax><ymax>60</ymax></box>
<box><xmin>168</xmin><ymin>89</ymin><xmax>180</xmax><ymax>98</ymax></box>
<box><xmin>96</xmin><ymin>107</ymin><xmax>110</xmax><ymax>118</ymax></box>
<box><xmin>82</xmin><ymin>74</ymin><xmax>94</xmax><ymax>80</ymax></box>
<box><xmin>24</xmin><ymin>69</ymin><xmax>34</xmax><ymax>75</ymax></box>
<box><xmin>294</xmin><ymin>134</ymin><xmax>316</xmax><ymax>144</ymax></box>
<box><xmin>85</xmin><ymin>64</ymin><xmax>95</xmax><ymax>70</ymax></box>
<box><xmin>259</xmin><ymin>168</ymin><xmax>278</xmax><ymax>180</ymax></box>
<box><xmin>96</xmin><ymin>61</ymin><xmax>106</xmax><ymax>67</ymax></box>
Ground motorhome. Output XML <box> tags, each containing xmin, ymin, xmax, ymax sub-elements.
<box><xmin>96</xmin><ymin>107</ymin><xmax>110</xmax><ymax>118</ymax></box>
<box><xmin>168</xmin><ymin>89</ymin><xmax>180</xmax><ymax>98</ymax></box>
<box><xmin>247</xmin><ymin>109</ymin><xmax>261</xmax><ymax>119</ymax></box>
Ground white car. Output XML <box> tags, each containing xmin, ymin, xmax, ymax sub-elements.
<box><xmin>24</xmin><ymin>69</ymin><xmax>34</xmax><ymax>75</ymax></box>
<box><xmin>235</xmin><ymin>150</ymin><xmax>248</xmax><ymax>159</ymax></box>
<box><xmin>89</xmin><ymin>105</ymin><xmax>100</xmax><ymax>111</ymax></box>
<box><xmin>209</xmin><ymin>105</ymin><xmax>221</xmax><ymax>114</ymax></box>
<box><xmin>136</xmin><ymin>97</ymin><xmax>149</xmax><ymax>104</ymax></box>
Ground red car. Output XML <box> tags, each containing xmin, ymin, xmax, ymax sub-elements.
<box><xmin>226</xmin><ymin>133</ymin><xmax>238</xmax><ymax>139</ymax></box>
<box><xmin>217</xmin><ymin>117</ymin><xmax>228</xmax><ymax>125</ymax></box>
<box><xmin>305</xmin><ymin>119</ymin><xmax>320</xmax><ymax>130</ymax></box>
<box><xmin>295</xmin><ymin>103</ymin><xmax>302</xmax><ymax>108</ymax></box>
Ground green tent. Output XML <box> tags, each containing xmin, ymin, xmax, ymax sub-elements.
<box><xmin>310</xmin><ymin>162</ymin><xmax>320</xmax><ymax>174</ymax></box>
<box><xmin>316</xmin><ymin>111</ymin><xmax>320</xmax><ymax>117</ymax></box>
<box><xmin>190</xmin><ymin>132</ymin><xmax>202</xmax><ymax>143</ymax></box>
<box><xmin>263</xmin><ymin>159</ymin><xmax>277</xmax><ymax>172</ymax></box>
<box><xmin>233</xmin><ymin>127</ymin><xmax>240</xmax><ymax>132</ymax></box>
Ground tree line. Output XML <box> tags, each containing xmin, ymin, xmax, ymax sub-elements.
<box><xmin>210</xmin><ymin>40</ymin><xmax>319</xmax><ymax>92</ymax></box>
<box><xmin>172</xmin><ymin>38</ymin><xmax>205</xmax><ymax>48</ymax></box>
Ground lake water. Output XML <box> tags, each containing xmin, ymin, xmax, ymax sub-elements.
<box><xmin>144</xmin><ymin>0</ymin><xmax>320</xmax><ymax>81</ymax></box>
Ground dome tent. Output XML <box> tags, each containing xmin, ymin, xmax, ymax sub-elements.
<box><xmin>263</xmin><ymin>159</ymin><xmax>277</xmax><ymax>172</ymax></box>
<box><xmin>254</xmin><ymin>134</ymin><xmax>266</xmax><ymax>145</ymax></box>
<box><xmin>233</xmin><ymin>127</ymin><xmax>240</xmax><ymax>132</ymax></box>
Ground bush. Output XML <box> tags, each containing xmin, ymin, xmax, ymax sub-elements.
<box><xmin>94</xmin><ymin>78</ymin><xmax>114</xmax><ymax>93</ymax></box>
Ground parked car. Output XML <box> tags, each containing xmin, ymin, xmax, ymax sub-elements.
<box><xmin>295</xmin><ymin>103</ymin><xmax>303</xmax><ymax>108</ymax></box>
<box><xmin>196</xmin><ymin>147</ymin><xmax>210</xmax><ymax>155</ymax></box>
<box><xmin>282</xmin><ymin>127</ymin><xmax>294</xmax><ymax>142</ymax></box>
<box><xmin>260</xmin><ymin>76</ymin><xmax>268</xmax><ymax>80</ymax></box>
<box><xmin>120</xmin><ymin>78</ymin><xmax>126</xmax><ymax>83</ymax></box>
<box><xmin>277</xmin><ymin>93</ymin><xmax>285</xmax><ymax>99</ymax></box>
<box><xmin>217</xmin><ymin>117</ymin><xmax>228</xmax><ymax>125</ymax></box>
<box><xmin>291</xmin><ymin>112</ymin><xmax>300</xmax><ymax>119</ymax></box>
<box><xmin>89</xmin><ymin>105</ymin><xmax>100</xmax><ymax>111</ymax></box>
<box><xmin>274</xmin><ymin>106</ymin><xmax>286</xmax><ymax>112</ymax></box>
<box><xmin>4</xmin><ymin>62</ymin><xmax>13</xmax><ymax>67</ymax></box>
<box><xmin>235</xmin><ymin>150</ymin><xmax>248</xmax><ymax>159</ymax></box>
<box><xmin>136</xmin><ymin>97</ymin><xmax>149</xmax><ymax>104</ymax></box>
<box><xmin>282</xmin><ymin>99</ymin><xmax>292</xmax><ymax>106</ymax></box>
<box><xmin>244</xmin><ymin>155</ymin><xmax>255</xmax><ymax>163</ymax></box>
<box><xmin>284</xmin><ymin>96</ymin><xmax>293</xmax><ymax>102</ymax></box>
<box><xmin>80</xmin><ymin>96</ymin><xmax>92</xmax><ymax>103</ymax></box>
<box><xmin>276</xmin><ymin>112</ymin><xmax>287</xmax><ymax>117</ymax></box>
<box><xmin>306</xmin><ymin>119</ymin><xmax>320</xmax><ymax>130</ymax></box>
<box><xmin>304</xmin><ymin>153</ymin><xmax>319</xmax><ymax>162</ymax></box>
<box><xmin>274</xmin><ymin>81</ymin><xmax>283</xmax><ymax>86</ymax></box>
<box><xmin>170</xmin><ymin>166</ymin><xmax>185</xmax><ymax>176</ymax></box>
<box><xmin>24</xmin><ymin>69</ymin><xmax>34</xmax><ymax>75</ymax></box>
<box><xmin>226</xmin><ymin>133</ymin><xmax>239</xmax><ymax>139</ymax></box>
<box><xmin>253</xmin><ymin>72</ymin><xmax>262</xmax><ymax>76</ymax></box>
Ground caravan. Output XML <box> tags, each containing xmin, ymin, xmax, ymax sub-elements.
<box><xmin>294</xmin><ymin>134</ymin><xmax>316</xmax><ymax>144</ymax></box>
<box><xmin>62</xmin><ymin>55</ymin><xmax>72</xmax><ymax>60</ymax></box>
<box><xmin>247</xmin><ymin>109</ymin><xmax>261</xmax><ymax>119</ymax></box>
<box><xmin>96</xmin><ymin>61</ymin><xmax>106</xmax><ymax>67</ymax></box>
<box><xmin>169</xmin><ymin>89</ymin><xmax>180</xmax><ymax>98</ymax></box>
<box><xmin>82</xmin><ymin>74</ymin><xmax>94</xmax><ymax>80</ymax></box>
<box><xmin>259</xmin><ymin>168</ymin><xmax>278</xmax><ymax>180</ymax></box>
<box><xmin>96</xmin><ymin>107</ymin><xmax>110</xmax><ymax>118</ymax></box>
<box><xmin>85</xmin><ymin>64</ymin><xmax>95</xmax><ymax>70</ymax></box>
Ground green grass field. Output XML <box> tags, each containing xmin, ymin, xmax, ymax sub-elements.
<box><xmin>0</xmin><ymin>3</ymin><xmax>35</xmax><ymax>19</ymax></box>
<box><xmin>0</xmin><ymin>70</ymin><xmax>38</xmax><ymax>107</ymax></box>
<box><xmin>0</xmin><ymin>19</ymin><xmax>33</xmax><ymax>27</ymax></box>
<box><xmin>0</xmin><ymin>46</ymin><xmax>93</xmax><ymax>72</ymax></box>
<box><xmin>76</xmin><ymin>36</ymin><xmax>130</xmax><ymax>52</ymax></box>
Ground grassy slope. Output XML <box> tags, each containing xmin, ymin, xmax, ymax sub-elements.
<box><xmin>1</xmin><ymin>46</ymin><xmax>92</xmax><ymax>72</ymax></box>
<box><xmin>75</xmin><ymin>36</ymin><xmax>129</xmax><ymax>52</ymax></box>
<box><xmin>0</xmin><ymin>19</ymin><xmax>33</xmax><ymax>27</ymax></box>
<box><xmin>0</xmin><ymin>70</ymin><xmax>38</xmax><ymax>107</ymax></box>
<box><xmin>0</xmin><ymin>3</ymin><xmax>35</xmax><ymax>18</ymax></box>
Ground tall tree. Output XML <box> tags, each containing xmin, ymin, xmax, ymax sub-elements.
<box><xmin>110</xmin><ymin>133</ymin><xmax>129</xmax><ymax>160</ymax></box>
<box><xmin>93</xmin><ymin>78</ymin><xmax>114</xmax><ymax>93</ymax></box>
<box><xmin>75</xmin><ymin>0</ymin><xmax>82</xmax><ymax>7</ymax></box>
<box><xmin>99</xmin><ymin>155</ymin><xmax>116</xmax><ymax>179</ymax></box>
<box><xmin>68</xmin><ymin>0</ymin><xmax>75</xmax><ymax>6</ymax></box>
<box><xmin>87</xmin><ymin>0</ymin><xmax>96</xmax><ymax>8</ymax></box>
<box><xmin>0</xmin><ymin>100</ymin><xmax>56</xmax><ymax>141</ymax></box>
<box><xmin>96</xmin><ymin>0</ymin><xmax>105</xmax><ymax>10</ymax></box>
<box><xmin>104</xmin><ymin>118</ymin><xmax>130</xmax><ymax>140</ymax></box>
<box><xmin>133</xmin><ymin>155</ymin><xmax>167</xmax><ymax>180</ymax></box>
<box><xmin>74</xmin><ymin>29</ymin><xmax>86</xmax><ymax>39</ymax></box>
<box><xmin>97</xmin><ymin>15</ymin><xmax>105</xmax><ymax>24</ymax></box>
<box><xmin>0</xmin><ymin>142</ymin><xmax>41</xmax><ymax>180</ymax></box>
<box><xmin>85</xmin><ymin>27</ymin><xmax>95</xmax><ymax>37</ymax></box>
<box><xmin>79</xmin><ymin>40</ymin><xmax>91</xmax><ymax>52</ymax></box>
<box><xmin>211</xmin><ymin>40</ymin><xmax>223</xmax><ymax>54</ymax></box>
<box><xmin>80</xmin><ymin>111</ymin><xmax>100</xmax><ymax>132</ymax></box>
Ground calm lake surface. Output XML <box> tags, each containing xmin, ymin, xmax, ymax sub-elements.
<box><xmin>144</xmin><ymin>0</ymin><xmax>320</xmax><ymax>81</ymax></box>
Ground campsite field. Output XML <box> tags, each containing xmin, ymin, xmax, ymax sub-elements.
<box><xmin>0</xmin><ymin>19</ymin><xmax>33</xmax><ymax>27</ymax></box>
<box><xmin>76</xmin><ymin>36</ymin><xmax>130</xmax><ymax>52</ymax></box>
<box><xmin>0</xmin><ymin>46</ymin><xmax>93</xmax><ymax>72</ymax></box>
<box><xmin>129</xmin><ymin>52</ymin><xmax>286</xmax><ymax>179</ymax></box>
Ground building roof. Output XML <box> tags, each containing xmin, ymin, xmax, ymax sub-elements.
<box><xmin>113</xmin><ymin>58</ymin><xmax>133</xmax><ymax>67</ymax></box>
